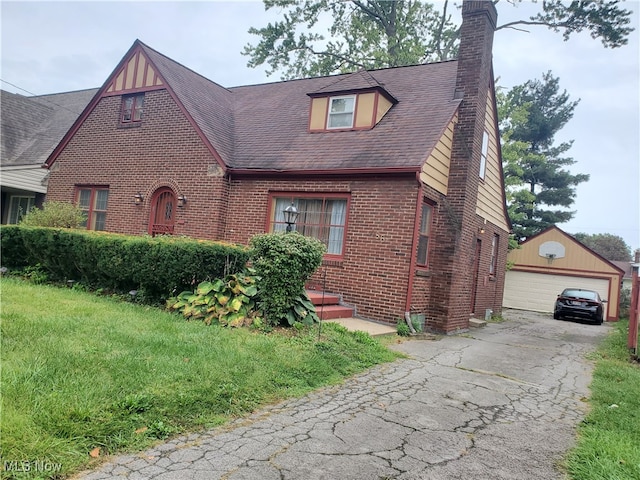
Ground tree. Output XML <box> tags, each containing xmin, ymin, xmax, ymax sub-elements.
<box><xmin>244</xmin><ymin>0</ymin><xmax>634</xmax><ymax>79</ymax></box>
<box><xmin>573</xmin><ymin>232</ymin><xmax>632</xmax><ymax>261</ymax></box>
<box><xmin>498</xmin><ymin>72</ymin><xmax>590</xmax><ymax>241</ymax></box>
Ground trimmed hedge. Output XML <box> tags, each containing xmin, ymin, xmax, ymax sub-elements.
<box><xmin>0</xmin><ymin>226</ymin><xmax>249</xmax><ymax>303</ymax></box>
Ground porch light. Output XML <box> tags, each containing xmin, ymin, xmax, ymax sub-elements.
<box><xmin>283</xmin><ymin>203</ymin><xmax>299</xmax><ymax>233</ymax></box>
<box><xmin>177</xmin><ymin>195</ymin><xmax>187</xmax><ymax>208</ymax></box>
<box><xmin>133</xmin><ymin>192</ymin><xmax>144</xmax><ymax>205</ymax></box>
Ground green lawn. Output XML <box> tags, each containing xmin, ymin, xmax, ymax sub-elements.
<box><xmin>0</xmin><ymin>277</ymin><xmax>399</xmax><ymax>479</ymax></box>
<box><xmin>565</xmin><ymin>318</ymin><xmax>640</xmax><ymax>480</ymax></box>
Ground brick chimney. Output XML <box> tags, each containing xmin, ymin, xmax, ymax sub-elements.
<box><xmin>428</xmin><ymin>0</ymin><xmax>498</xmax><ymax>332</ymax></box>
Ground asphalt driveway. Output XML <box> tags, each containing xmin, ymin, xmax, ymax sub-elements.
<box><xmin>77</xmin><ymin>309</ymin><xmax>608</xmax><ymax>480</ymax></box>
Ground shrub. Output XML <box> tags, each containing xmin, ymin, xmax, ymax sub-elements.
<box><xmin>249</xmin><ymin>232</ymin><xmax>325</xmax><ymax>326</ymax></box>
<box><xmin>19</xmin><ymin>201</ymin><xmax>86</xmax><ymax>228</ymax></box>
<box><xmin>0</xmin><ymin>226</ymin><xmax>249</xmax><ymax>304</ymax></box>
<box><xmin>167</xmin><ymin>270</ymin><xmax>262</xmax><ymax>327</ymax></box>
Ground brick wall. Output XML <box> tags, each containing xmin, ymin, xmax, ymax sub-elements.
<box><xmin>225</xmin><ymin>174</ymin><xmax>420</xmax><ymax>323</ymax></box>
<box><xmin>46</xmin><ymin>90</ymin><xmax>228</xmax><ymax>239</ymax></box>
<box><xmin>424</xmin><ymin>0</ymin><xmax>500</xmax><ymax>333</ymax></box>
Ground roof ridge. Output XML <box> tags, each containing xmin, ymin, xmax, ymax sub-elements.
<box><xmin>136</xmin><ymin>39</ymin><xmax>233</xmax><ymax>94</ymax></box>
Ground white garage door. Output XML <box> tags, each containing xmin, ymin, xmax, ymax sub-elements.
<box><xmin>503</xmin><ymin>271</ymin><xmax>610</xmax><ymax>316</ymax></box>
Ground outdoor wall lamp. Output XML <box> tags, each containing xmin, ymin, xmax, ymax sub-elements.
<box><xmin>133</xmin><ymin>192</ymin><xmax>144</xmax><ymax>205</ymax></box>
<box><xmin>177</xmin><ymin>195</ymin><xmax>187</xmax><ymax>208</ymax></box>
<box><xmin>283</xmin><ymin>203</ymin><xmax>299</xmax><ymax>232</ymax></box>
<box><xmin>478</xmin><ymin>226</ymin><xmax>485</xmax><ymax>234</ymax></box>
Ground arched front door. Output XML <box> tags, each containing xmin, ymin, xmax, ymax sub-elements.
<box><xmin>149</xmin><ymin>188</ymin><xmax>176</xmax><ymax>236</ymax></box>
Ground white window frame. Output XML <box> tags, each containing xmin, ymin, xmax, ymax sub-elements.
<box><xmin>479</xmin><ymin>130</ymin><xmax>489</xmax><ymax>179</ymax></box>
<box><xmin>7</xmin><ymin>195</ymin><xmax>35</xmax><ymax>224</ymax></box>
<box><xmin>327</xmin><ymin>95</ymin><xmax>356</xmax><ymax>129</ymax></box>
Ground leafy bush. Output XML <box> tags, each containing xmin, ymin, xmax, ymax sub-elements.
<box><xmin>19</xmin><ymin>201</ymin><xmax>86</xmax><ymax>228</ymax></box>
<box><xmin>167</xmin><ymin>270</ymin><xmax>262</xmax><ymax>327</ymax></box>
<box><xmin>250</xmin><ymin>232</ymin><xmax>325</xmax><ymax>326</ymax></box>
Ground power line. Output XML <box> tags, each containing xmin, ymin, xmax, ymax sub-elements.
<box><xmin>1</xmin><ymin>78</ymin><xmax>87</xmax><ymax>115</ymax></box>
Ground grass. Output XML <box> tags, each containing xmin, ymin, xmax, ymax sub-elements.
<box><xmin>565</xmin><ymin>318</ymin><xmax>640</xmax><ymax>480</ymax></box>
<box><xmin>0</xmin><ymin>277</ymin><xmax>399</xmax><ymax>479</ymax></box>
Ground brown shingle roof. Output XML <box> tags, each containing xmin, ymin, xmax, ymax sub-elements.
<box><xmin>228</xmin><ymin>62</ymin><xmax>460</xmax><ymax>171</ymax></box>
<box><xmin>135</xmin><ymin>40</ymin><xmax>460</xmax><ymax>173</ymax></box>
<box><xmin>311</xmin><ymin>69</ymin><xmax>389</xmax><ymax>96</ymax></box>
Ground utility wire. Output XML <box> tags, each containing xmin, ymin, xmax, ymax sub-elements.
<box><xmin>1</xmin><ymin>78</ymin><xmax>87</xmax><ymax>115</ymax></box>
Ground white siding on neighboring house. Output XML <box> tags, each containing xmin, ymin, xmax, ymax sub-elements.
<box><xmin>1</xmin><ymin>165</ymin><xmax>48</xmax><ymax>193</ymax></box>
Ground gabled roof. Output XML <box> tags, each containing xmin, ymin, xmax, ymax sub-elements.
<box><xmin>309</xmin><ymin>69</ymin><xmax>397</xmax><ymax>102</ymax></box>
<box><xmin>1</xmin><ymin>88</ymin><xmax>97</xmax><ymax>167</ymax></box>
<box><xmin>518</xmin><ymin>226</ymin><xmax>626</xmax><ymax>275</ymax></box>
<box><xmin>47</xmin><ymin>40</ymin><xmax>463</xmax><ymax>174</ymax></box>
<box><xmin>612</xmin><ymin>261</ymin><xmax>633</xmax><ymax>280</ymax></box>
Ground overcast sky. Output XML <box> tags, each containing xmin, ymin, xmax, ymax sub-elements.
<box><xmin>1</xmin><ymin>1</ymin><xmax>638</xmax><ymax>251</ymax></box>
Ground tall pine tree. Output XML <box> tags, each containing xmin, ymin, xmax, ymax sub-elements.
<box><xmin>499</xmin><ymin>72</ymin><xmax>589</xmax><ymax>241</ymax></box>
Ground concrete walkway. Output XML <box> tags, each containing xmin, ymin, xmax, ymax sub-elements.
<box><xmin>75</xmin><ymin>309</ymin><xmax>607</xmax><ymax>480</ymax></box>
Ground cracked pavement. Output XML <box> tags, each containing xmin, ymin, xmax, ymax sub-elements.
<box><xmin>75</xmin><ymin>309</ymin><xmax>607</xmax><ymax>480</ymax></box>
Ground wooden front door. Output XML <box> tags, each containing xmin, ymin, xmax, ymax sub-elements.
<box><xmin>149</xmin><ymin>188</ymin><xmax>176</xmax><ymax>236</ymax></box>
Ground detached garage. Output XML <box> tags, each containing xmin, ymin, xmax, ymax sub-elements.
<box><xmin>504</xmin><ymin>226</ymin><xmax>624</xmax><ymax>321</ymax></box>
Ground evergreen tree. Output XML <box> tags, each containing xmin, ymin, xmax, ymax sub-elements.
<box><xmin>498</xmin><ymin>72</ymin><xmax>589</xmax><ymax>241</ymax></box>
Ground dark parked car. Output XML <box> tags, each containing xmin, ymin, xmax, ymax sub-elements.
<box><xmin>553</xmin><ymin>288</ymin><xmax>606</xmax><ymax>325</ymax></box>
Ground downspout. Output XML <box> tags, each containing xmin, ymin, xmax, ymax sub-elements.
<box><xmin>404</xmin><ymin>172</ymin><xmax>424</xmax><ymax>333</ymax></box>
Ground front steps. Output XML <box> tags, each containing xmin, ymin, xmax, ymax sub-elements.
<box><xmin>307</xmin><ymin>290</ymin><xmax>354</xmax><ymax>320</ymax></box>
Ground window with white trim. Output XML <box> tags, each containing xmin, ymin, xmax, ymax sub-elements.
<box><xmin>327</xmin><ymin>95</ymin><xmax>355</xmax><ymax>129</ymax></box>
<box><xmin>7</xmin><ymin>196</ymin><xmax>35</xmax><ymax>224</ymax></box>
<box><xmin>479</xmin><ymin>130</ymin><xmax>489</xmax><ymax>179</ymax></box>
<box><xmin>270</xmin><ymin>195</ymin><xmax>348</xmax><ymax>256</ymax></box>
<box><xmin>77</xmin><ymin>187</ymin><xmax>109</xmax><ymax>231</ymax></box>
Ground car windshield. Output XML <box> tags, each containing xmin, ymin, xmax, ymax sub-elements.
<box><xmin>562</xmin><ymin>289</ymin><xmax>598</xmax><ymax>300</ymax></box>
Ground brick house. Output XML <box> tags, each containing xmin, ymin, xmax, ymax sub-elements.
<box><xmin>44</xmin><ymin>0</ymin><xmax>510</xmax><ymax>333</ymax></box>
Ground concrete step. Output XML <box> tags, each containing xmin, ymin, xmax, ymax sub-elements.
<box><xmin>325</xmin><ymin>317</ymin><xmax>397</xmax><ymax>337</ymax></box>
<box><xmin>469</xmin><ymin>318</ymin><xmax>487</xmax><ymax>328</ymax></box>
<box><xmin>316</xmin><ymin>304</ymin><xmax>355</xmax><ymax>320</ymax></box>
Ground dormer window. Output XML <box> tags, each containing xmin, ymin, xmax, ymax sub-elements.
<box><xmin>121</xmin><ymin>93</ymin><xmax>144</xmax><ymax>123</ymax></box>
<box><xmin>327</xmin><ymin>95</ymin><xmax>355</xmax><ymax>129</ymax></box>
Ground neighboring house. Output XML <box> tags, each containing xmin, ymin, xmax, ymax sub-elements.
<box><xmin>0</xmin><ymin>88</ymin><xmax>97</xmax><ymax>224</ymax></box>
<box><xmin>612</xmin><ymin>261</ymin><xmax>633</xmax><ymax>290</ymax></box>
<box><xmin>503</xmin><ymin>226</ymin><xmax>624</xmax><ymax>321</ymax></box>
<box><xmin>43</xmin><ymin>0</ymin><xmax>510</xmax><ymax>333</ymax></box>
